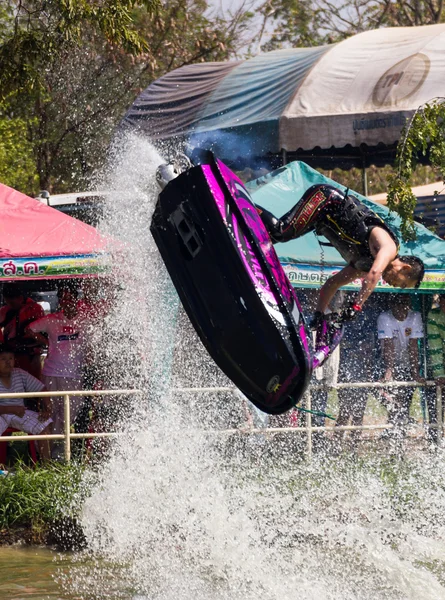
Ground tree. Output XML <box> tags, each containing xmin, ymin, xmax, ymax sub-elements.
<box><xmin>387</xmin><ymin>99</ymin><xmax>445</xmax><ymax>240</ymax></box>
<box><xmin>0</xmin><ymin>0</ymin><xmax>159</xmax><ymax>192</ymax></box>
<box><xmin>255</xmin><ymin>0</ymin><xmax>445</xmax><ymax>240</ymax></box>
<box><xmin>0</xmin><ymin>100</ymin><xmax>39</xmax><ymax>192</ymax></box>
<box><xmin>0</xmin><ymin>0</ymin><xmax>159</xmax><ymax>99</ymax></box>
<box><xmin>258</xmin><ymin>0</ymin><xmax>328</xmax><ymax>50</ymax></box>
<box><xmin>0</xmin><ymin>0</ymin><xmax>254</xmax><ymax>192</ymax></box>
<box><xmin>257</xmin><ymin>0</ymin><xmax>445</xmax><ymax>50</ymax></box>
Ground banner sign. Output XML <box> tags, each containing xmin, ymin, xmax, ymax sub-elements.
<box><xmin>0</xmin><ymin>254</ymin><xmax>109</xmax><ymax>280</ymax></box>
<box><xmin>281</xmin><ymin>262</ymin><xmax>445</xmax><ymax>293</ymax></box>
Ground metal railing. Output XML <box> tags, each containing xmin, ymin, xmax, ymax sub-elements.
<box><xmin>0</xmin><ymin>382</ymin><xmax>441</xmax><ymax>462</ymax></box>
<box><xmin>0</xmin><ymin>389</ymin><xmax>140</xmax><ymax>462</ymax></box>
<box><xmin>173</xmin><ymin>381</ymin><xmax>443</xmax><ymax>458</ymax></box>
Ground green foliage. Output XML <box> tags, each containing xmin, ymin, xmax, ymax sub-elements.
<box><xmin>261</xmin><ymin>0</ymin><xmax>326</xmax><ymax>50</ymax></box>
<box><xmin>0</xmin><ymin>462</ymin><xmax>87</xmax><ymax>529</ymax></box>
<box><xmin>259</xmin><ymin>0</ymin><xmax>445</xmax><ymax>51</ymax></box>
<box><xmin>0</xmin><ymin>0</ymin><xmax>159</xmax><ymax>98</ymax></box>
<box><xmin>381</xmin><ymin>0</ymin><xmax>445</xmax><ymax>26</ymax></box>
<box><xmin>0</xmin><ymin>101</ymin><xmax>39</xmax><ymax>193</ymax></box>
<box><xmin>317</xmin><ymin>164</ymin><xmax>436</xmax><ymax>198</ymax></box>
<box><xmin>387</xmin><ymin>99</ymin><xmax>445</xmax><ymax>241</ymax></box>
<box><xmin>260</xmin><ymin>0</ymin><xmax>445</xmax><ymax>241</ymax></box>
<box><xmin>36</xmin><ymin>0</ymin><xmax>248</xmax><ymax>191</ymax></box>
<box><xmin>0</xmin><ymin>3</ymin><xmax>13</xmax><ymax>44</ymax></box>
<box><xmin>0</xmin><ymin>0</ymin><xmax>252</xmax><ymax>191</ymax></box>
<box><xmin>0</xmin><ymin>0</ymin><xmax>161</xmax><ymax>190</ymax></box>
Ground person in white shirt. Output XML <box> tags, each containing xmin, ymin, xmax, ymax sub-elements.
<box><xmin>377</xmin><ymin>294</ymin><xmax>424</xmax><ymax>435</ymax></box>
<box><xmin>0</xmin><ymin>346</ymin><xmax>52</xmax><ymax>461</ymax></box>
<box><xmin>26</xmin><ymin>284</ymin><xmax>90</xmax><ymax>437</ymax></box>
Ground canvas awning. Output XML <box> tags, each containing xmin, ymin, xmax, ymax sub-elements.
<box><xmin>247</xmin><ymin>162</ymin><xmax>445</xmax><ymax>292</ymax></box>
<box><xmin>122</xmin><ymin>24</ymin><xmax>445</xmax><ymax>168</ymax></box>
<box><xmin>280</xmin><ymin>24</ymin><xmax>445</xmax><ymax>152</ymax></box>
<box><xmin>0</xmin><ymin>182</ymin><xmax>111</xmax><ymax>280</ymax></box>
<box><xmin>122</xmin><ymin>47</ymin><xmax>328</xmax><ymax>159</ymax></box>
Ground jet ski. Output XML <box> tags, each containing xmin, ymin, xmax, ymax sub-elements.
<box><xmin>150</xmin><ymin>152</ymin><xmax>343</xmax><ymax>414</ymax></box>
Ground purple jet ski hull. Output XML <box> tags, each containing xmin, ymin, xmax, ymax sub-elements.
<box><xmin>150</xmin><ymin>154</ymin><xmax>312</xmax><ymax>414</ymax></box>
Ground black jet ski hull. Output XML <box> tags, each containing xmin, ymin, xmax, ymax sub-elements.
<box><xmin>150</xmin><ymin>156</ymin><xmax>312</xmax><ymax>414</ymax></box>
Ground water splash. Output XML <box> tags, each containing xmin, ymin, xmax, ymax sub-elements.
<box><xmin>64</xmin><ymin>134</ymin><xmax>445</xmax><ymax>600</ymax></box>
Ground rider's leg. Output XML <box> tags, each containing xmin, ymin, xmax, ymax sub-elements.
<box><xmin>255</xmin><ymin>206</ymin><xmax>283</xmax><ymax>242</ymax></box>
<box><xmin>256</xmin><ymin>184</ymin><xmax>338</xmax><ymax>243</ymax></box>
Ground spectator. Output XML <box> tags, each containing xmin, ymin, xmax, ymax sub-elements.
<box><xmin>377</xmin><ymin>294</ymin><xmax>423</xmax><ymax>438</ymax></box>
<box><xmin>26</xmin><ymin>284</ymin><xmax>91</xmax><ymax>442</ymax></box>
<box><xmin>77</xmin><ymin>277</ymin><xmax>113</xmax><ymax>390</ymax></box>
<box><xmin>334</xmin><ymin>299</ymin><xmax>380</xmax><ymax>449</ymax></box>
<box><xmin>0</xmin><ymin>345</ymin><xmax>52</xmax><ymax>461</ymax></box>
<box><xmin>425</xmin><ymin>293</ymin><xmax>445</xmax><ymax>444</ymax></box>
<box><xmin>290</xmin><ymin>289</ymin><xmax>340</xmax><ymax>448</ymax></box>
<box><xmin>78</xmin><ymin>278</ymin><xmax>113</xmax><ymax>320</ymax></box>
<box><xmin>311</xmin><ymin>343</ymin><xmax>340</xmax><ymax>450</ymax></box>
<box><xmin>0</xmin><ymin>284</ymin><xmax>45</xmax><ymax>378</ymax></box>
<box><xmin>311</xmin><ymin>292</ymin><xmax>343</xmax><ymax>450</ymax></box>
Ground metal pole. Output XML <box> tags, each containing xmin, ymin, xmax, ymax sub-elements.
<box><xmin>282</xmin><ymin>149</ymin><xmax>288</xmax><ymax>166</ymax></box>
<box><xmin>420</xmin><ymin>295</ymin><xmax>428</xmax><ymax>422</ymax></box>
<box><xmin>305</xmin><ymin>390</ymin><xmax>312</xmax><ymax>458</ymax></box>
<box><xmin>64</xmin><ymin>394</ymin><xmax>71</xmax><ymax>463</ymax></box>
<box><xmin>362</xmin><ymin>162</ymin><xmax>368</xmax><ymax>197</ymax></box>
<box><xmin>437</xmin><ymin>385</ymin><xmax>443</xmax><ymax>440</ymax></box>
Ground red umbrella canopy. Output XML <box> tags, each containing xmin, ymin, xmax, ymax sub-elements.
<box><xmin>0</xmin><ymin>183</ymin><xmax>113</xmax><ymax>280</ymax></box>
<box><xmin>0</xmin><ymin>183</ymin><xmax>108</xmax><ymax>258</ymax></box>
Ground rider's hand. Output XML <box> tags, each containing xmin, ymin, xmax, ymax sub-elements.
<box><xmin>326</xmin><ymin>311</ymin><xmax>343</xmax><ymax>329</ymax></box>
<box><xmin>309</xmin><ymin>311</ymin><xmax>323</xmax><ymax>330</ymax></box>
<box><xmin>340</xmin><ymin>302</ymin><xmax>362</xmax><ymax>321</ymax></box>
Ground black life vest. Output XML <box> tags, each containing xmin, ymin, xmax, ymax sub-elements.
<box><xmin>315</xmin><ymin>189</ymin><xmax>400</xmax><ymax>272</ymax></box>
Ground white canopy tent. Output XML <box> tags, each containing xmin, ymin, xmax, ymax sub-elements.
<box><xmin>280</xmin><ymin>24</ymin><xmax>445</xmax><ymax>151</ymax></box>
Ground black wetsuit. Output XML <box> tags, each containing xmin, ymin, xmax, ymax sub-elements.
<box><xmin>257</xmin><ymin>184</ymin><xmax>399</xmax><ymax>272</ymax></box>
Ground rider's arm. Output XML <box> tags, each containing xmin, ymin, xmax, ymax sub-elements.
<box><xmin>408</xmin><ymin>338</ymin><xmax>421</xmax><ymax>381</ymax></box>
<box><xmin>353</xmin><ymin>227</ymin><xmax>398</xmax><ymax>308</ymax></box>
<box><xmin>316</xmin><ymin>265</ymin><xmax>359</xmax><ymax>313</ymax></box>
<box><xmin>353</xmin><ymin>248</ymin><xmax>395</xmax><ymax>308</ymax></box>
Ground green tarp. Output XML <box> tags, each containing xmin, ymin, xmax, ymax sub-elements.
<box><xmin>247</xmin><ymin>162</ymin><xmax>445</xmax><ymax>293</ymax></box>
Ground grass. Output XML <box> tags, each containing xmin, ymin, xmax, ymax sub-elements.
<box><xmin>0</xmin><ymin>461</ymin><xmax>90</xmax><ymax>546</ymax></box>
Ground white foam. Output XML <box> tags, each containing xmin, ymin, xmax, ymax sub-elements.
<box><xmin>64</xmin><ymin>134</ymin><xmax>445</xmax><ymax>600</ymax></box>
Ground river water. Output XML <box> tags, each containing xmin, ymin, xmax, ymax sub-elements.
<box><xmin>0</xmin><ymin>547</ymin><xmax>75</xmax><ymax>599</ymax></box>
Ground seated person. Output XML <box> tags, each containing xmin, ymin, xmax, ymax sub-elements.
<box><xmin>0</xmin><ymin>345</ymin><xmax>52</xmax><ymax>461</ymax></box>
<box><xmin>0</xmin><ymin>283</ymin><xmax>45</xmax><ymax>379</ymax></box>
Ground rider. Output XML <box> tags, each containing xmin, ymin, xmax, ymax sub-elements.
<box><xmin>256</xmin><ymin>184</ymin><xmax>425</xmax><ymax>322</ymax></box>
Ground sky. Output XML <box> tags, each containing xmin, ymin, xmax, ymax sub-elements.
<box><xmin>208</xmin><ymin>0</ymin><xmax>271</xmax><ymax>55</ymax></box>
